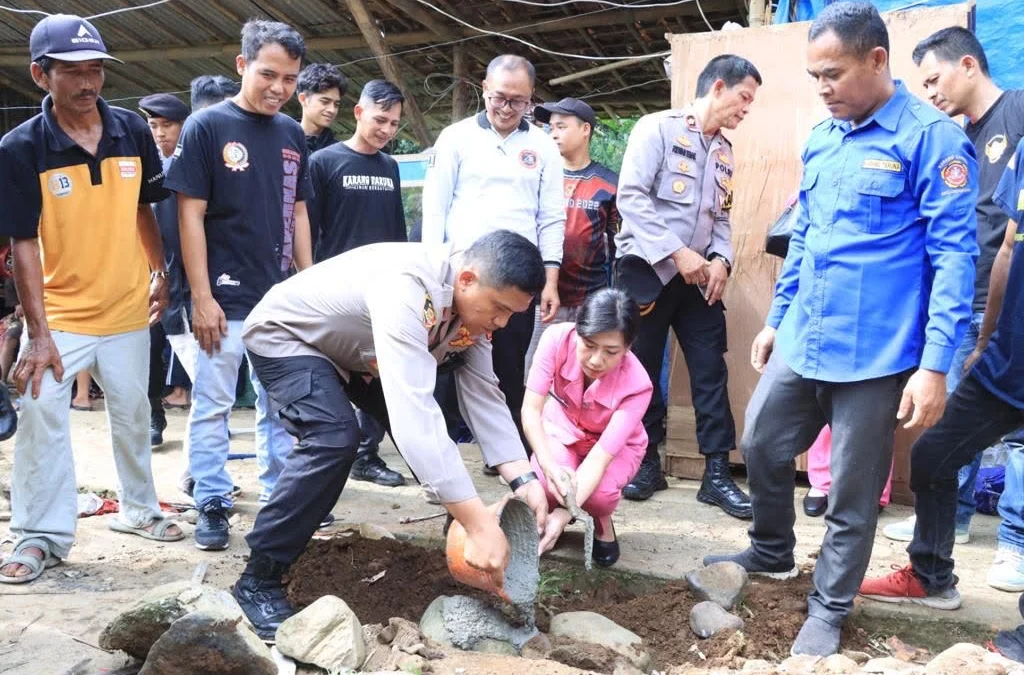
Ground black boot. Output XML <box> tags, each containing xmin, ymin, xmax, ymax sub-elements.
<box><xmin>150</xmin><ymin>397</ymin><xmax>166</xmax><ymax>447</ymax></box>
<box><xmin>232</xmin><ymin>553</ymin><xmax>294</xmax><ymax>642</ymax></box>
<box><xmin>622</xmin><ymin>452</ymin><xmax>668</xmax><ymax>501</ymax></box>
<box><xmin>697</xmin><ymin>453</ymin><xmax>752</xmax><ymax>519</ymax></box>
<box><xmin>350</xmin><ymin>450</ymin><xmax>406</xmax><ymax>487</ymax></box>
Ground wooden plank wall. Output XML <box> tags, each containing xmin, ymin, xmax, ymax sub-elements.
<box><xmin>662</xmin><ymin>4</ymin><xmax>972</xmax><ymax>504</ymax></box>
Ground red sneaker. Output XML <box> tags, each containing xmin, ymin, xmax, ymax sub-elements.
<box><xmin>859</xmin><ymin>565</ymin><xmax>961</xmax><ymax>610</ymax></box>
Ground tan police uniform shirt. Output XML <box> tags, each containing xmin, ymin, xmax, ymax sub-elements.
<box><xmin>242</xmin><ymin>242</ymin><xmax>526</xmax><ymax>503</ymax></box>
<box><xmin>615</xmin><ymin>105</ymin><xmax>735</xmax><ymax>285</ymax></box>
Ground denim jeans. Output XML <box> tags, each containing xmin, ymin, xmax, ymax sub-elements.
<box><xmin>952</xmin><ymin>313</ymin><xmax>1024</xmax><ymax>531</ymax></box>
<box><xmin>185</xmin><ymin>320</ymin><xmax>294</xmax><ymax>507</ymax></box>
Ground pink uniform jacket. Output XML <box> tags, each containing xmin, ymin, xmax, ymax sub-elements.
<box><xmin>526</xmin><ymin>322</ymin><xmax>652</xmax><ymax>456</ymax></box>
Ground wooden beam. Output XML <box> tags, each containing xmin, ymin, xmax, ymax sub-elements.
<box><xmin>343</xmin><ymin>0</ymin><xmax>434</xmax><ymax>147</ymax></box>
<box><xmin>451</xmin><ymin>44</ymin><xmax>469</xmax><ymax>122</ymax></box>
<box><xmin>549</xmin><ymin>55</ymin><xmax>659</xmax><ymax>86</ymax></box>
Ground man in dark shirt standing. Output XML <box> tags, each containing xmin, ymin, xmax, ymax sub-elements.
<box><xmin>883</xmin><ymin>29</ymin><xmax>1024</xmax><ymax>580</ymax></box>
<box><xmin>298</xmin><ymin>63</ymin><xmax>345</xmax><ymax>155</ymax></box>
<box><xmin>308</xmin><ymin>79</ymin><xmax>407</xmax><ymax>486</ymax></box>
<box><xmin>526</xmin><ymin>97</ymin><xmax>619</xmax><ymax>368</ymax></box>
<box><xmin>165</xmin><ymin>20</ymin><xmax>313</xmax><ymax>552</ymax></box>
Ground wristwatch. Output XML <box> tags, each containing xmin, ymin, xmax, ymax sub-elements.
<box><xmin>709</xmin><ymin>253</ymin><xmax>732</xmax><ymax>275</ymax></box>
<box><xmin>150</xmin><ymin>269</ymin><xmax>168</xmax><ymax>280</ymax></box>
<box><xmin>508</xmin><ymin>471</ymin><xmax>538</xmax><ymax>492</ymax></box>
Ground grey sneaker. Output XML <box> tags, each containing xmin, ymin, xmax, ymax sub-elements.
<box><xmin>882</xmin><ymin>515</ymin><xmax>969</xmax><ymax>544</ymax></box>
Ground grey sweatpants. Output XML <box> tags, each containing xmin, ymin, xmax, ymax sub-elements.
<box><xmin>743</xmin><ymin>352</ymin><xmax>908</xmax><ymax>624</ymax></box>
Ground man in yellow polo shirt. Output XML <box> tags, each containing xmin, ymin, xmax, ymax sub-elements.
<box><xmin>0</xmin><ymin>14</ymin><xmax>183</xmax><ymax>584</ymax></box>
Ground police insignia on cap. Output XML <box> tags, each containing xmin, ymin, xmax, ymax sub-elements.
<box><xmin>672</xmin><ymin>180</ymin><xmax>686</xmax><ymax>194</ymax></box>
<box><xmin>423</xmin><ymin>294</ymin><xmax>437</xmax><ymax>329</ymax></box>
<box><xmin>939</xmin><ymin>156</ymin><xmax>969</xmax><ymax>189</ymax></box>
<box><xmin>222</xmin><ymin>142</ymin><xmax>249</xmax><ymax>172</ymax></box>
<box><xmin>675</xmin><ymin>135</ymin><xmax>692</xmax><ymax>147</ymax></box>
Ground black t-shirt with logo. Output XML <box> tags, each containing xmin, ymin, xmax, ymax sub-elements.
<box><xmin>965</xmin><ymin>89</ymin><xmax>1024</xmax><ymax>311</ymax></box>
<box><xmin>165</xmin><ymin>100</ymin><xmax>310</xmax><ymax>320</ymax></box>
<box><xmin>308</xmin><ymin>142</ymin><xmax>406</xmax><ymax>262</ymax></box>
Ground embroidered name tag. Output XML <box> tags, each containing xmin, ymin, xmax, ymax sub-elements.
<box><xmin>862</xmin><ymin>159</ymin><xmax>903</xmax><ymax>172</ymax></box>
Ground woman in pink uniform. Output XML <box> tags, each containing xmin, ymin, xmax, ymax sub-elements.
<box><xmin>522</xmin><ymin>288</ymin><xmax>653</xmax><ymax>567</ymax></box>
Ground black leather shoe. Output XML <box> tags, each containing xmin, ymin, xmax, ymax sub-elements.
<box><xmin>622</xmin><ymin>455</ymin><xmax>668</xmax><ymax>501</ymax></box>
<box><xmin>150</xmin><ymin>421</ymin><xmax>164</xmax><ymax>447</ymax></box>
<box><xmin>697</xmin><ymin>453</ymin><xmax>752</xmax><ymax>519</ymax></box>
<box><xmin>350</xmin><ymin>452</ymin><xmax>406</xmax><ymax>487</ymax></box>
<box><xmin>592</xmin><ymin>521</ymin><xmax>619</xmax><ymax>568</ymax></box>
<box><xmin>232</xmin><ymin>574</ymin><xmax>295</xmax><ymax>642</ymax></box>
<box><xmin>802</xmin><ymin>491</ymin><xmax>828</xmax><ymax>517</ymax></box>
<box><xmin>150</xmin><ymin>398</ymin><xmax>166</xmax><ymax>447</ymax></box>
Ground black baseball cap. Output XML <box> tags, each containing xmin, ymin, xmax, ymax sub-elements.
<box><xmin>534</xmin><ymin>97</ymin><xmax>597</xmax><ymax>127</ymax></box>
<box><xmin>138</xmin><ymin>94</ymin><xmax>189</xmax><ymax>122</ymax></box>
<box><xmin>30</xmin><ymin>14</ymin><xmax>122</xmax><ymax>64</ymax></box>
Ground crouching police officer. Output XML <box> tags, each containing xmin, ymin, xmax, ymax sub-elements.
<box><xmin>231</xmin><ymin>230</ymin><xmax>550</xmax><ymax>639</ymax></box>
<box><xmin>614</xmin><ymin>55</ymin><xmax>762</xmax><ymax>518</ymax></box>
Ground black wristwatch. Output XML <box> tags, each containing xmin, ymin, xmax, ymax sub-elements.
<box><xmin>509</xmin><ymin>471</ymin><xmax>538</xmax><ymax>492</ymax></box>
<box><xmin>709</xmin><ymin>253</ymin><xmax>732</xmax><ymax>275</ymax></box>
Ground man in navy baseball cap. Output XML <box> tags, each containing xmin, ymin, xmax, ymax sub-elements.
<box><xmin>533</xmin><ymin>97</ymin><xmax>597</xmax><ymax>128</ymax></box>
<box><xmin>29</xmin><ymin>14</ymin><xmax>122</xmax><ymax>64</ymax></box>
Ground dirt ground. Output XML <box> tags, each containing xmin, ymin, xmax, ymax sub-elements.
<box><xmin>0</xmin><ymin>406</ymin><xmax>1018</xmax><ymax>674</ymax></box>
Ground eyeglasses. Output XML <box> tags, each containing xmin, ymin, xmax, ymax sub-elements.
<box><xmin>486</xmin><ymin>94</ymin><xmax>532</xmax><ymax>113</ymax></box>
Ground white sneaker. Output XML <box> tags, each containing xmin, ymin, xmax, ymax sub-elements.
<box><xmin>882</xmin><ymin>515</ymin><xmax>969</xmax><ymax>544</ymax></box>
<box><xmin>988</xmin><ymin>547</ymin><xmax>1024</xmax><ymax>592</ymax></box>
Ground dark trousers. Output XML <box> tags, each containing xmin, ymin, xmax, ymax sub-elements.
<box><xmin>245</xmin><ymin>353</ymin><xmax>390</xmax><ymax>564</ymax></box>
<box><xmin>148</xmin><ymin>323</ymin><xmax>166</xmax><ymax>400</ymax></box>
<box><xmin>744</xmin><ymin>353</ymin><xmax>908</xmax><ymax>624</ymax></box>
<box><xmin>909</xmin><ymin>373</ymin><xmax>1024</xmax><ymax>592</ymax></box>
<box><xmin>490</xmin><ymin>298</ymin><xmax>537</xmax><ymax>449</ymax></box>
<box><xmin>626</xmin><ymin>274</ymin><xmax>736</xmax><ymax>460</ymax></box>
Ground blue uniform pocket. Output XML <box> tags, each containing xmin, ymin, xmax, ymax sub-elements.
<box><xmin>853</xmin><ymin>173</ymin><xmax>906</xmax><ymax>233</ymax></box>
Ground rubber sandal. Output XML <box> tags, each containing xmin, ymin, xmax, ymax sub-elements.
<box><xmin>70</xmin><ymin>403</ymin><xmax>93</xmax><ymax>411</ymax></box>
<box><xmin>0</xmin><ymin>537</ymin><xmax>61</xmax><ymax>584</ymax></box>
<box><xmin>109</xmin><ymin>517</ymin><xmax>185</xmax><ymax>542</ymax></box>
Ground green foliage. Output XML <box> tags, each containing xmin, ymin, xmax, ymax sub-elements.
<box><xmin>590</xmin><ymin>116</ymin><xmax>638</xmax><ymax>173</ymax></box>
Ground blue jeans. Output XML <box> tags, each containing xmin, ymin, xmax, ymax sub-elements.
<box><xmin>952</xmin><ymin>313</ymin><xmax>1024</xmax><ymax>534</ymax></box>
<box><xmin>185</xmin><ymin>320</ymin><xmax>294</xmax><ymax>508</ymax></box>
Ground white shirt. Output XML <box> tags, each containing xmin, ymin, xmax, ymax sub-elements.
<box><xmin>421</xmin><ymin>113</ymin><xmax>566</xmax><ymax>265</ymax></box>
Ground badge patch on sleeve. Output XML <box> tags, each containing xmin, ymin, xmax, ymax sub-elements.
<box><xmin>423</xmin><ymin>294</ymin><xmax>437</xmax><ymax>329</ymax></box>
<box><xmin>939</xmin><ymin>156</ymin><xmax>969</xmax><ymax>189</ymax></box>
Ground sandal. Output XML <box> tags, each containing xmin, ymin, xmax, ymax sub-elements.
<box><xmin>109</xmin><ymin>517</ymin><xmax>185</xmax><ymax>542</ymax></box>
<box><xmin>0</xmin><ymin>537</ymin><xmax>61</xmax><ymax>584</ymax></box>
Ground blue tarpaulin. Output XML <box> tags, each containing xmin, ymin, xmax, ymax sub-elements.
<box><xmin>772</xmin><ymin>0</ymin><xmax>1024</xmax><ymax>91</ymax></box>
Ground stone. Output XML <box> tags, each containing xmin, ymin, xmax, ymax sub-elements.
<box><xmin>275</xmin><ymin>595</ymin><xmax>365</xmax><ymax>671</ymax></box>
<box><xmin>419</xmin><ymin>595</ymin><xmax>535</xmax><ymax>653</ymax></box>
<box><xmin>363</xmin><ymin>617</ymin><xmax>440</xmax><ymax>672</ymax></box>
<box><xmin>778</xmin><ymin>654</ymin><xmax>822</xmax><ymax>674</ymax></box>
<box><xmin>686</xmin><ymin>561</ymin><xmax>750</xmax><ymax>610</ymax></box>
<box><xmin>474</xmin><ymin>638</ymin><xmax>518</xmax><ymax>655</ymax></box>
<box><xmin>862</xmin><ymin>657</ymin><xmax>925</xmax><ymax>672</ymax></box>
<box><xmin>548</xmin><ymin>639</ymin><xmax>623</xmax><ymax>673</ymax></box>
<box><xmin>689</xmin><ymin>601</ymin><xmax>745</xmax><ymax>639</ymax></box>
<box><xmin>612</xmin><ymin>661</ymin><xmax>647</xmax><ymax>675</ymax></box>
<box><xmin>550</xmin><ymin>611</ymin><xmax>651</xmax><ymax>671</ymax></box>
<box><xmin>926</xmin><ymin>643</ymin><xmax>1007</xmax><ymax>675</ymax></box>
<box><xmin>138</xmin><ymin>612</ymin><xmax>275</xmax><ymax>675</ymax></box>
<box><xmin>814</xmin><ymin>654</ymin><xmax>859</xmax><ymax>674</ymax></box>
<box><xmin>521</xmin><ymin>632</ymin><xmax>553</xmax><ymax>660</ymax></box>
<box><xmin>743</xmin><ymin>659</ymin><xmax>776</xmax><ymax>672</ymax></box>
<box><xmin>359</xmin><ymin>522</ymin><xmax>396</xmax><ymax>540</ymax></box>
<box><xmin>419</xmin><ymin>595</ymin><xmax>452</xmax><ymax>647</ymax></box>
<box><xmin>270</xmin><ymin>647</ymin><xmax>296</xmax><ymax>675</ymax></box>
<box><xmin>841</xmin><ymin>650</ymin><xmax>871</xmax><ymax>665</ymax></box>
<box><xmin>99</xmin><ymin>581</ymin><xmax>244</xmax><ymax>660</ymax></box>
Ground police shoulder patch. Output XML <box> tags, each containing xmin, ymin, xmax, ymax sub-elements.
<box><xmin>423</xmin><ymin>293</ymin><xmax>437</xmax><ymax>329</ymax></box>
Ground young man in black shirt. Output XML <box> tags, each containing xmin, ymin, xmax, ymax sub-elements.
<box><xmin>165</xmin><ymin>20</ymin><xmax>313</xmax><ymax>552</ymax></box>
<box><xmin>883</xmin><ymin>29</ymin><xmax>1024</xmax><ymax>586</ymax></box>
<box><xmin>307</xmin><ymin>79</ymin><xmax>407</xmax><ymax>486</ymax></box>
<box><xmin>298</xmin><ymin>63</ymin><xmax>345</xmax><ymax>155</ymax></box>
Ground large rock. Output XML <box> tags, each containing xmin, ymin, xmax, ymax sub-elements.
<box><xmin>138</xmin><ymin>612</ymin><xmax>275</xmax><ymax>675</ymax></box>
<box><xmin>419</xmin><ymin>595</ymin><xmax>536</xmax><ymax>654</ymax></box>
<box><xmin>925</xmin><ymin>643</ymin><xmax>1008</xmax><ymax>675</ymax></box>
<box><xmin>686</xmin><ymin>562</ymin><xmax>750</xmax><ymax>610</ymax></box>
<box><xmin>689</xmin><ymin>601</ymin><xmax>745</xmax><ymax>639</ymax></box>
<box><xmin>778</xmin><ymin>654</ymin><xmax>822</xmax><ymax>674</ymax></box>
<box><xmin>550</xmin><ymin>611</ymin><xmax>651</xmax><ymax>671</ymax></box>
<box><xmin>362</xmin><ymin>617</ymin><xmax>439</xmax><ymax>673</ymax></box>
<box><xmin>861</xmin><ymin>657</ymin><xmax>925</xmax><ymax>673</ymax></box>
<box><xmin>99</xmin><ymin>581</ymin><xmax>244</xmax><ymax>660</ymax></box>
<box><xmin>275</xmin><ymin>595</ymin><xmax>366</xmax><ymax>671</ymax></box>
<box><xmin>814</xmin><ymin>654</ymin><xmax>860</xmax><ymax>674</ymax></box>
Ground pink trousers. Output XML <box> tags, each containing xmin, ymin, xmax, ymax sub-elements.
<box><xmin>530</xmin><ymin>435</ymin><xmax>646</xmax><ymax>522</ymax></box>
<box><xmin>806</xmin><ymin>425</ymin><xmax>894</xmax><ymax>506</ymax></box>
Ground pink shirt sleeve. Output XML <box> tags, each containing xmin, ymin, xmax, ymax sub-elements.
<box><xmin>594</xmin><ymin>356</ymin><xmax>653</xmax><ymax>456</ymax></box>
<box><xmin>526</xmin><ymin>323</ymin><xmax>572</xmax><ymax>396</ymax></box>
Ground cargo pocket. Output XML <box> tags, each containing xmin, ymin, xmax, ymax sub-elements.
<box><xmin>267</xmin><ymin>370</ymin><xmax>313</xmax><ymax>425</ymax></box>
<box><xmin>656</xmin><ymin>163</ymin><xmax>697</xmax><ymax>204</ymax></box>
<box><xmin>853</xmin><ymin>173</ymin><xmax>905</xmax><ymax>233</ymax></box>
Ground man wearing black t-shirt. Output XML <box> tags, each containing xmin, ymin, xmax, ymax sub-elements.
<box><xmin>165</xmin><ymin>19</ymin><xmax>313</xmax><ymax>552</ymax></box>
<box><xmin>882</xmin><ymin>30</ymin><xmax>1024</xmax><ymax>580</ymax></box>
<box><xmin>308</xmin><ymin>79</ymin><xmax>407</xmax><ymax>487</ymax></box>
<box><xmin>297</xmin><ymin>63</ymin><xmax>345</xmax><ymax>156</ymax></box>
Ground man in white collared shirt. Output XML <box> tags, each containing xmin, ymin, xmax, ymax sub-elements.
<box><xmin>422</xmin><ymin>54</ymin><xmax>565</xmax><ymax>452</ymax></box>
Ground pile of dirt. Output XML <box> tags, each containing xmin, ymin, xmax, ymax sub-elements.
<box><xmin>285</xmin><ymin>533</ymin><xmax>870</xmax><ymax>671</ymax></box>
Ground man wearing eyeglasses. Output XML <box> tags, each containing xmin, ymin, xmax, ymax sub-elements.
<box><xmin>422</xmin><ymin>54</ymin><xmax>565</xmax><ymax>460</ymax></box>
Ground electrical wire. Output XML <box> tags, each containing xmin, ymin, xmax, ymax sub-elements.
<box><xmin>86</xmin><ymin>0</ymin><xmax>175</xmax><ymax>20</ymax></box>
<box><xmin>580</xmin><ymin>76</ymin><xmax>668</xmax><ymax>99</ymax></box>
<box><xmin>0</xmin><ymin>4</ymin><xmax>49</xmax><ymax>16</ymax></box>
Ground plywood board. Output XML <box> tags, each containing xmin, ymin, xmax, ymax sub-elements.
<box><xmin>662</xmin><ymin>4</ymin><xmax>972</xmax><ymax>502</ymax></box>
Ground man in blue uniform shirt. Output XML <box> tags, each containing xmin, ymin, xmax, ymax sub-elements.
<box><xmin>860</xmin><ymin>136</ymin><xmax>1024</xmax><ymax>611</ymax></box>
<box><xmin>705</xmin><ymin>2</ymin><xmax>978</xmax><ymax>657</ymax></box>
